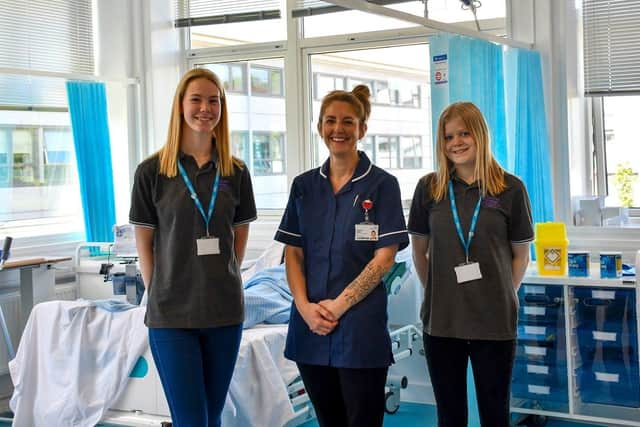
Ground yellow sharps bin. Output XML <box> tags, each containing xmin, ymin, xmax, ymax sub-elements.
<box><xmin>534</xmin><ymin>222</ymin><xmax>569</xmax><ymax>276</ymax></box>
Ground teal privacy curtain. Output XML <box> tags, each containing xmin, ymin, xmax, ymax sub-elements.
<box><xmin>504</xmin><ymin>48</ymin><xmax>554</xmax><ymax>225</ymax></box>
<box><xmin>66</xmin><ymin>81</ymin><xmax>116</xmax><ymax>242</ymax></box>
<box><xmin>428</xmin><ymin>33</ymin><xmax>554</xmax><ymax>224</ymax></box>
<box><xmin>428</xmin><ymin>33</ymin><xmax>507</xmax><ymax>167</ymax></box>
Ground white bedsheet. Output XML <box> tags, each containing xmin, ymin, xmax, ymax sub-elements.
<box><xmin>222</xmin><ymin>324</ymin><xmax>299</xmax><ymax>427</ymax></box>
<box><xmin>10</xmin><ymin>300</ymin><xmax>300</xmax><ymax>427</ymax></box>
<box><xmin>9</xmin><ymin>300</ymin><xmax>147</xmax><ymax>427</ymax></box>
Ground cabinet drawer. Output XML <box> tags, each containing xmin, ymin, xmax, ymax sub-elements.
<box><xmin>513</xmin><ymin>361</ymin><xmax>568</xmax><ymax>386</ymax></box>
<box><xmin>577</xmin><ymin>363</ymin><xmax>640</xmax><ymax>407</ymax></box>
<box><xmin>573</xmin><ymin>287</ymin><xmax>637</xmax><ymax>334</ymax></box>
<box><xmin>512</xmin><ymin>381</ymin><xmax>568</xmax><ymax>403</ymax></box>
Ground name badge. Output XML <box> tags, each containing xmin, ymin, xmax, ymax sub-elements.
<box><xmin>355</xmin><ymin>223</ymin><xmax>379</xmax><ymax>241</ymax></box>
<box><xmin>454</xmin><ymin>262</ymin><xmax>482</xmax><ymax>284</ymax></box>
<box><xmin>196</xmin><ymin>236</ymin><xmax>220</xmax><ymax>256</ymax></box>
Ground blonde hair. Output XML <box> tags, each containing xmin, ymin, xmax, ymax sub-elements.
<box><xmin>431</xmin><ymin>102</ymin><xmax>506</xmax><ymax>201</ymax></box>
<box><xmin>158</xmin><ymin>68</ymin><xmax>242</xmax><ymax>177</ymax></box>
<box><xmin>316</xmin><ymin>84</ymin><xmax>371</xmax><ymax>134</ymax></box>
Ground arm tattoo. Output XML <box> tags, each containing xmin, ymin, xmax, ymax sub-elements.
<box><xmin>343</xmin><ymin>262</ymin><xmax>387</xmax><ymax>307</ymax></box>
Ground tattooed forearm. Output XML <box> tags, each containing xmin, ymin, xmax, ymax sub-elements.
<box><xmin>343</xmin><ymin>262</ymin><xmax>387</xmax><ymax>307</ymax></box>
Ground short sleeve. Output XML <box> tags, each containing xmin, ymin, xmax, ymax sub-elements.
<box><xmin>233</xmin><ymin>165</ymin><xmax>257</xmax><ymax>225</ymax></box>
<box><xmin>509</xmin><ymin>180</ymin><xmax>534</xmax><ymax>244</ymax></box>
<box><xmin>129</xmin><ymin>161</ymin><xmax>158</xmax><ymax>228</ymax></box>
<box><xmin>408</xmin><ymin>175</ymin><xmax>431</xmax><ymax>237</ymax></box>
<box><xmin>274</xmin><ymin>178</ymin><xmax>303</xmax><ymax>247</ymax></box>
<box><xmin>375</xmin><ymin>175</ymin><xmax>409</xmax><ymax>251</ymax></box>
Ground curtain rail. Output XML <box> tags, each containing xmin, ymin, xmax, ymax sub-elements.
<box><xmin>324</xmin><ymin>0</ymin><xmax>533</xmax><ymax>50</ymax></box>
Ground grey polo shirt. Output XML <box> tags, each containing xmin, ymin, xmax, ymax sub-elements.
<box><xmin>408</xmin><ymin>172</ymin><xmax>533</xmax><ymax>340</ymax></box>
<box><xmin>129</xmin><ymin>152</ymin><xmax>257</xmax><ymax>328</ymax></box>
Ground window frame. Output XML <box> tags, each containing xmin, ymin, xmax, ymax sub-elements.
<box><xmin>185</xmin><ymin>4</ymin><xmax>509</xmax><ymax>214</ymax></box>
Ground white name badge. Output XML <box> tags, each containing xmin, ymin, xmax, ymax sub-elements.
<box><xmin>454</xmin><ymin>262</ymin><xmax>482</xmax><ymax>284</ymax></box>
<box><xmin>355</xmin><ymin>223</ymin><xmax>379</xmax><ymax>241</ymax></box>
<box><xmin>196</xmin><ymin>237</ymin><xmax>220</xmax><ymax>256</ymax></box>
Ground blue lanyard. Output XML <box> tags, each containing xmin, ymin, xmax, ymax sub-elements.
<box><xmin>178</xmin><ymin>160</ymin><xmax>220</xmax><ymax>237</ymax></box>
<box><xmin>448</xmin><ymin>180</ymin><xmax>482</xmax><ymax>263</ymax></box>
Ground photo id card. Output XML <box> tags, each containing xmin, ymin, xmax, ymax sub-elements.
<box><xmin>454</xmin><ymin>262</ymin><xmax>482</xmax><ymax>284</ymax></box>
<box><xmin>197</xmin><ymin>236</ymin><xmax>220</xmax><ymax>256</ymax></box>
<box><xmin>355</xmin><ymin>223</ymin><xmax>379</xmax><ymax>241</ymax></box>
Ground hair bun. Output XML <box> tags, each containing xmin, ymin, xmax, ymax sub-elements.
<box><xmin>351</xmin><ymin>85</ymin><xmax>371</xmax><ymax>122</ymax></box>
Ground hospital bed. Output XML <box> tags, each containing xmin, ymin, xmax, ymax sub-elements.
<box><xmin>9</xmin><ymin>241</ymin><xmax>420</xmax><ymax>427</ymax></box>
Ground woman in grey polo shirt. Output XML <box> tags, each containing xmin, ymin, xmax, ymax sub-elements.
<box><xmin>129</xmin><ymin>68</ymin><xmax>257</xmax><ymax>426</ymax></box>
<box><xmin>408</xmin><ymin>102</ymin><xmax>533</xmax><ymax>427</ymax></box>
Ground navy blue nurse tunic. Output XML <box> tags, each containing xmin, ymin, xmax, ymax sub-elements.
<box><xmin>275</xmin><ymin>151</ymin><xmax>409</xmax><ymax>369</ymax></box>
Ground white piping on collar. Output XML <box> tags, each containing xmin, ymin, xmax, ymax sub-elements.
<box><xmin>318</xmin><ymin>158</ymin><xmax>372</xmax><ymax>181</ymax></box>
<box><xmin>352</xmin><ymin>163</ymin><xmax>372</xmax><ymax>182</ymax></box>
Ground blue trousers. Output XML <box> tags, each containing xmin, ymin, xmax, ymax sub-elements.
<box><xmin>148</xmin><ymin>324</ymin><xmax>242</xmax><ymax>427</ymax></box>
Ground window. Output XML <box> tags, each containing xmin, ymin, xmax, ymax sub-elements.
<box><xmin>314</xmin><ymin>74</ymin><xmax>346</xmax><ymax>99</ymax></box>
<box><xmin>1</xmin><ymin>1</ymin><xmax>92</xmax><ymax>238</ymax></box>
<box><xmin>205</xmin><ymin>63</ymin><xmax>246</xmax><ymax>93</ymax></box>
<box><xmin>251</xmin><ymin>66</ymin><xmax>283</xmax><ymax>97</ymax></box>
<box><xmin>252</xmin><ymin>132</ymin><xmax>285</xmax><ymax>175</ymax></box>
<box><xmin>310</xmin><ymin>45</ymin><xmax>432</xmax><ymax>201</ymax></box>
<box><xmin>195</xmin><ymin>59</ymin><xmax>288</xmax><ymax>209</ymax></box>
<box><xmin>179</xmin><ymin>1</ymin><xmax>286</xmax><ymax>48</ymax></box>
<box><xmin>298</xmin><ymin>0</ymin><xmax>506</xmax><ymax>38</ymax></box>
<box><xmin>597</xmin><ymin>96</ymin><xmax>640</xmax><ymax>208</ymax></box>
<box><xmin>376</xmin><ymin>135</ymin><xmax>400</xmax><ymax>169</ymax></box>
<box><xmin>400</xmin><ymin>135</ymin><xmax>423</xmax><ymax>169</ymax></box>
<box><xmin>0</xmin><ymin>117</ymin><xmax>82</xmax><ymax>230</ymax></box>
<box><xmin>231</xmin><ymin>131</ymin><xmax>250</xmax><ymax>164</ymax></box>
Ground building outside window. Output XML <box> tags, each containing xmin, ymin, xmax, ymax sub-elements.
<box><xmin>251</xmin><ymin>66</ymin><xmax>283</xmax><ymax>97</ymax></box>
<box><xmin>205</xmin><ymin>63</ymin><xmax>246</xmax><ymax>93</ymax></box>
<box><xmin>253</xmin><ymin>132</ymin><xmax>285</xmax><ymax>175</ymax></box>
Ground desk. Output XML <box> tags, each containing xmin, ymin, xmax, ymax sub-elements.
<box><xmin>1</xmin><ymin>257</ymin><xmax>71</xmax><ymax>327</ymax></box>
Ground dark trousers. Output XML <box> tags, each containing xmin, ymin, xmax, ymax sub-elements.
<box><xmin>297</xmin><ymin>363</ymin><xmax>389</xmax><ymax>427</ymax></box>
<box><xmin>148</xmin><ymin>324</ymin><xmax>242</xmax><ymax>427</ymax></box>
<box><xmin>423</xmin><ymin>333</ymin><xmax>515</xmax><ymax>427</ymax></box>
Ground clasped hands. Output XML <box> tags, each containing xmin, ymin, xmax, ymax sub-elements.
<box><xmin>300</xmin><ymin>299</ymin><xmax>347</xmax><ymax>336</ymax></box>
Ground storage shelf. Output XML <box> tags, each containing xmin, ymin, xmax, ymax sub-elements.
<box><xmin>512</xmin><ymin>273</ymin><xmax>640</xmax><ymax>426</ymax></box>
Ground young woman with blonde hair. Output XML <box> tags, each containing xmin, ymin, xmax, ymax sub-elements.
<box><xmin>409</xmin><ymin>101</ymin><xmax>533</xmax><ymax>427</ymax></box>
<box><xmin>130</xmin><ymin>68</ymin><xmax>257</xmax><ymax>426</ymax></box>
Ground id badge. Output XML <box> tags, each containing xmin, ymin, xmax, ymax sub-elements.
<box><xmin>454</xmin><ymin>262</ymin><xmax>482</xmax><ymax>284</ymax></box>
<box><xmin>196</xmin><ymin>236</ymin><xmax>220</xmax><ymax>256</ymax></box>
<box><xmin>355</xmin><ymin>223</ymin><xmax>379</xmax><ymax>241</ymax></box>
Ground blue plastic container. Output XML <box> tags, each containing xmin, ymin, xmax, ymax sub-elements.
<box><xmin>600</xmin><ymin>252</ymin><xmax>622</xmax><ymax>278</ymax></box>
<box><xmin>568</xmin><ymin>251</ymin><xmax>590</xmax><ymax>277</ymax></box>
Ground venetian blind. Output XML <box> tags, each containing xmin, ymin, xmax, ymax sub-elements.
<box><xmin>0</xmin><ymin>0</ymin><xmax>94</xmax><ymax>107</ymax></box>
<box><xmin>174</xmin><ymin>0</ymin><xmax>281</xmax><ymax>27</ymax></box>
<box><xmin>583</xmin><ymin>0</ymin><xmax>640</xmax><ymax>95</ymax></box>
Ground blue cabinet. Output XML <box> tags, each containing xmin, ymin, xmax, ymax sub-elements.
<box><xmin>573</xmin><ymin>287</ymin><xmax>639</xmax><ymax>407</ymax></box>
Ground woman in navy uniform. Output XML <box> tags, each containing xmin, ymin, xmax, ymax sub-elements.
<box><xmin>275</xmin><ymin>85</ymin><xmax>409</xmax><ymax>427</ymax></box>
<box><xmin>130</xmin><ymin>68</ymin><xmax>257</xmax><ymax>426</ymax></box>
<box><xmin>409</xmin><ymin>102</ymin><xmax>533</xmax><ymax>427</ymax></box>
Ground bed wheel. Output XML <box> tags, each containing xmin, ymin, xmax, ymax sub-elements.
<box><xmin>160</xmin><ymin>422</ymin><xmax>173</xmax><ymax>427</ymax></box>
<box><xmin>384</xmin><ymin>390</ymin><xmax>400</xmax><ymax>414</ymax></box>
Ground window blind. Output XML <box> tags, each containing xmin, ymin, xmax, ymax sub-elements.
<box><xmin>0</xmin><ymin>0</ymin><xmax>94</xmax><ymax>108</ymax></box>
<box><xmin>583</xmin><ymin>0</ymin><xmax>640</xmax><ymax>95</ymax></box>
<box><xmin>0</xmin><ymin>0</ymin><xmax>94</xmax><ymax>76</ymax></box>
<box><xmin>292</xmin><ymin>0</ymin><xmax>412</xmax><ymax>18</ymax></box>
<box><xmin>174</xmin><ymin>0</ymin><xmax>281</xmax><ymax>28</ymax></box>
